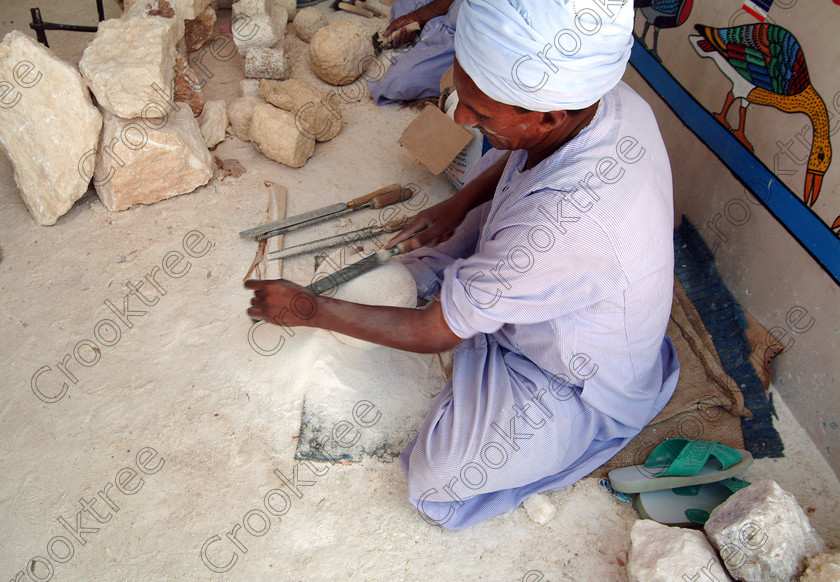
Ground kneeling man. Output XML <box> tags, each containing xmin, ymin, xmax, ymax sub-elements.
<box><xmin>247</xmin><ymin>0</ymin><xmax>680</xmax><ymax>530</ymax></box>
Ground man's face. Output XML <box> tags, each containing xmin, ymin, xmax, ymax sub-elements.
<box><xmin>452</xmin><ymin>58</ymin><xmax>554</xmax><ymax>152</ymax></box>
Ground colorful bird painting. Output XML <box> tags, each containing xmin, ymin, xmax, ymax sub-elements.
<box><xmin>690</xmin><ymin>23</ymin><xmax>832</xmax><ymax>207</ymax></box>
<box><xmin>634</xmin><ymin>0</ymin><xmax>694</xmax><ymax>62</ymax></box>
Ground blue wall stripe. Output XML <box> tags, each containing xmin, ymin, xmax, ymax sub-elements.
<box><xmin>629</xmin><ymin>40</ymin><xmax>840</xmax><ymax>287</ymax></box>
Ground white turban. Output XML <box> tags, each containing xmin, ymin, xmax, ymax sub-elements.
<box><xmin>454</xmin><ymin>0</ymin><xmax>634</xmax><ymax>111</ymax></box>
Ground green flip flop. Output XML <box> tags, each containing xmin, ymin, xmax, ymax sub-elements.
<box><xmin>608</xmin><ymin>438</ymin><xmax>753</xmax><ymax>493</ymax></box>
<box><xmin>635</xmin><ymin>478</ymin><xmax>753</xmax><ymax>526</ymax></box>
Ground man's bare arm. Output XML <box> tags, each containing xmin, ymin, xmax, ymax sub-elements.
<box><xmin>246</xmin><ymin>279</ymin><xmax>463</xmax><ymax>353</ymax></box>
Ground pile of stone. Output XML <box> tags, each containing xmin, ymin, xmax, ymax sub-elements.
<box><xmin>0</xmin><ymin>0</ymin><xmax>224</xmax><ymax>225</ymax></box>
<box><xmin>228</xmin><ymin>77</ymin><xmax>342</xmax><ymax>168</ymax></box>
<box><xmin>231</xmin><ymin>0</ymin><xmax>295</xmax><ymax>79</ymax></box>
<box><xmin>626</xmin><ymin>479</ymin><xmax>829</xmax><ymax>582</ymax></box>
<box><xmin>0</xmin><ymin>0</ymin><xmax>383</xmax><ymax>225</ymax></box>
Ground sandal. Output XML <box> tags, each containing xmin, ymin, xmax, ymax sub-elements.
<box><xmin>635</xmin><ymin>477</ymin><xmax>752</xmax><ymax>526</ymax></box>
<box><xmin>608</xmin><ymin>438</ymin><xmax>753</xmax><ymax>493</ymax></box>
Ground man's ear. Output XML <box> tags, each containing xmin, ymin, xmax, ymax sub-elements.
<box><xmin>539</xmin><ymin>110</ymin><xmax>568</xmax><ymax>131</ymax></box>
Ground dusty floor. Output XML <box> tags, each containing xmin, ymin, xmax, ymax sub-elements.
<box><xmin>1</xmin><ymin>2</ymin><xmax>839</xmax><ymax>581</ymax></box>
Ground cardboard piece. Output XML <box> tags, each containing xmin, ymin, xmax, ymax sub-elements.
<box><xmin>398</xmin><ymin>104</ymin><xmax>473</xmax><ymax>175</ymax></box>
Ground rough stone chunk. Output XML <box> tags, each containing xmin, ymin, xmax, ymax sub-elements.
<box><xmin>94</xmin><ymin>109</ymin><xmax>214</xmax><ymax>211</ymax></box>
<box><xmin>309</xmin><ymin>19</ymin><xmax>375</xmax><ymax>85</ymax></box>
<box><xmin>233</xmin><ymin>12</ymin><xmax>281</xmax><ymax>55</ymax></box>
<box><xmin>269</xmin><ymin>5</ymin><xmax>288</xmax><ymax>34</ymax></box>
<box><xmin>313</xmin><ymin>252</ymin><xmax>417</xmax><ymax>348</ymax></box>
<box><xmin>240</xmin><ymin>79</ymin><xmax>260</xmax><ymax>97</ymax></box>
<box><xmin>522</xmin><ymin>493</ymin><xmax>556</xmax><ymax>525</ymax></box>
<box><xmin>628</xmin><ymin>520</ymin><xmax>732</xmax><ymax>582</ymax></box>
<box><xmin>705</xmin><ymin>480</ymin><xmax>826</xmax><ymax>582</ymax></box>
<box><xmin>80</xmin><ymin>1</ymin><xmax>184</xmax><ymax>118</ymax></box>
<box><xmin>294</xmin><ymin>7</ymin><xmax>327</xmax><ymax>42</ymax></box>
<box><xmin>258</xmin><ymin>78</ymin><xmax>341</xmax><ymax>141</ymax></box>
<box><xmin>270</xmin><ymin>0</ymin><xmax>296</xmax><ymax>21</ymax></box>
<box><xmin>801</xmin><ymin>553</ymin><xmax>840</xmax><ymax>582</ymax></box>
<box><xmin>185</xmin><ymin>5</ymin><xmax>217</xmax><ymax>51</ymax></box>
<box><xmin>199</xmin><ymin>99</ymin><xmax>228</xmax><ymax>148</ymax></box>
<box><xmin>244</xmin><ymin>46</ymin><xmax>290</xmax><ymax>79</ymax></box>
<box><xmin>227</xmin><ymin>95</ymin><xmax>262</xmax><ymax>141</ymax></box>
<box><xmin>0</xmin><ymin>31</ymin><xmax>102</xmax><ymax>225</ymax></box>
<box><xmin>248</xmin><ymin>103</ymin><xmax>314</xmax><ymax>168</ymax></box>
<box><xmin>174</xmin><ymin>54</ymin><xmax>205</xmax><ymax>116</ymax></box>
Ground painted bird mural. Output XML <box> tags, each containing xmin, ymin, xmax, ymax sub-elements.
<box><xmin>690</xmin><ymin>23</ymin><xmax>832</xmax><ymax>207</ymax></box>
<box><xmin>634</xmin><ymin>0</ymin><xmax>694</xmax><ymax>62</ymax></box>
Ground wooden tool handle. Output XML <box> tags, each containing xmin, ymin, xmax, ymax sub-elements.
<box><xmin>371</xmin><ymin>186</ymin><xmax>413</xmax><ymax>208</ymax></box>
<box><xmin>338</xmin><ymin>2</ymin><xmax>375</xmax><ymax>17</ymax></box>
<box><xmin>378</xmin><ymin>21</ymin><xmax>421</xmax><ymax>45</ymax></box>
<box><xmin>347</xmin><ymin>183</ymin><xmax>402</xmax><ymax>208</ymax></box>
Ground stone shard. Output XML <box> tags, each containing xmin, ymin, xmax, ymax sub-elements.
<box><xmin>628</xmin><ymin>520</ymin><xmax>732</xmax><ymax>582</ymax></box>
<box><xmin>801</xmin><ymin>553</ymin><xmax>840</xmax><ymax>582</ymax></box>
<box><xmin>0</xmin><ymin>31</ymin><xmax>102</xmax><ymax>225</ymax></box>
<box><xmin>522</xmin><ymin>493</ymin><xmax>556</xmax><ymax>525</ymax></box>
<box><xmin>705</xmin><ymin>480</ymin><xmax>826</xmax><ymax>582</ymax></box>
<box><xmin>227</xmin><ymin>95</ymin><xmax>262</xmax><ymax>141</ymax></box>
<box><xmin>294</xmin><ymin>7</ymin><xmax>327</xmax><ymax>42</ymax></box>
<box><xmin>199</xmin><ymin>99</ymin><xmax>228</xmax><ymax>148</ymax></box>
<box><xmin>244</xmin><ymin>45</ymin><xmax>290</xmax><ymax>79</ymax></box>
<box><xmin>94</xmin><ymin>109</ymin><xmax>214</xmax><ymax>211</ymax></box>
<box><xmin>125</xmin><ymin>0</ymin><xmax>211</xmax><ymax>20</ymax></box>
<box><xmin>258</xmin><ymin>78</ymin><xmax>341</xmax><ymax>141</ymax></box>
<box><xmin>248</xmin><ymin>103</ymin><xmax>314</xmax><ymax>168</ymax></box>
<box><xmin>80</xmin><ymin>1</ymin><xmax>184</xmax><ymax>119</ymax></box>
<box><xmin>309</xmin><ymin>19</ymin><xmax>375</xmax><ymax>85</ymax></box>
<box><xmin>185</xmin><ymin>5</ymin><xmax>217</xmax><ymax>52</ymax></box>
<box><xmin>174</xmin><ymin>54</ymin><xmax>205</xmax><ymax>116</ymax></box>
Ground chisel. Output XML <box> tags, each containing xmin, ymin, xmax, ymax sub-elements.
<box><xmin>305</xmin><ymin>239</ymin><xmax>414</xmax><ymax>295</ymax></box>
<box><xmin>239</xmin><ymin>184</ymin><xmax>410</xmax><ymax>241</ymax></box>
<box><xmin>267</xmin><ymin>216</ymin><xmax>413</xmax><ymax>261</ymax></box>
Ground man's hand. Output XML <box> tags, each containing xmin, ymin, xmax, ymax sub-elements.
<box><xmin>386</xmin><ymin>195</ymin><xmax>468</xmax><ymax>251</ymax></box>
<box><xmin>382</xmin><ymin>13</ymin><xmax>424</xmax><ymax>48</ymax></box>
<box><xmin>245</xmin><ymin>279</ymin><xmax>318</xmax><ymax>328</ymax></box>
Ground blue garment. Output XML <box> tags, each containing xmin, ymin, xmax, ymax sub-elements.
<box><xmin>367</xmin><ymin>0</ymin><xmax>462</xmax><ymax>105</ymax></box>
<box><xmin>399</xmin><ymin>82</ymin><xmax>681</xmax><ymax>530</ymax></box>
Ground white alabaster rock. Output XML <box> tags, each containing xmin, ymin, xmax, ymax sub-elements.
<box><xmin>244</xmin><ymin>46</ymin><xmax>290</xmax><ymax>79</ymax></box>
<box><xmin>294</xmin><ymin>7</ymin><xmax>327</xmax><ymax>42</ymax></box>
<box><xmin>801</xmin><ymin>553</ymin><xmax>840</xmax><ymax>582</ymax></box>
<box><xmin>309</xmin><ymin>19</ymin><xmax>375</xmax><ymax>85</ymax></box>
<box><xmin>227</xmin><ymin>95</ymin><xmax>261</xmax><ymax>141</ymax></box>
<box><xmin>232</xmin><ymin>11</ymin><xmax>281</xmax><ymax>55</ymax></box>
<box><xmin>312</xmin><ymin>251</ymin><xmax>417</xmax><ymax>349</ymax></box>
<box><xmin>258</xmin><ymin>78</ymin><xmax>340</xmax><ymax>141</ymax></box>
<box><xmin>522</xmin><ymin>493</ymin><xmax>556</xmax><ymax>525</ymax></box>
<box><xmin>93</xmin><ymin>109</ymin><xmax>213</xmax><ymax>211</ymax></box>
<box><xmin>0</xmin><ymin>31</ymin><xmax>102</xmax><ymax>225</ymax></box>
<box><xmin>80</xmin><ymin>1</ymin><xmax>184</xmax><ymax>119</ymax></box>
<box><xmin>199</xmin><ymin>99</ymin><xmax>228</xmax><ymax>148</ymax></box>
<box><xmin>270</xmin><ymin>0</ymin><xmax>296</xmax><ymax>21</ymax></box>
<box><xmin>248</xmin><ymin>103</ymin><xmax>314</xmax><ymax>167</ymax></box>
<box><xmin>628</xmin><ymin>520</ymin><xmax>732</xmax><ymax>582</ymax></box>
<box><xmin>704</xmin><ymin>480</ymin><xmax>826</xmax><ymax>582</ymax></box>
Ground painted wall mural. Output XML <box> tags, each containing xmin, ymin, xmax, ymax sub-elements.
<box><xmin>631</xmin><ymin>1</ymin><xmax>840</xmax><ymax>285</ymax></box>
